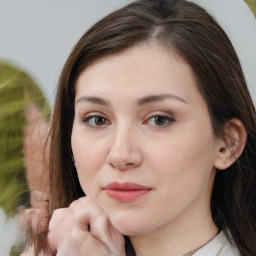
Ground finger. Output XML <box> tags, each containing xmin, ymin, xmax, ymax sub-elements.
<box><xmin>30</xmin><ymin>190</ymin><xmax>49</xmax><ymax>208</ymax></box>
<box><xmin>48</xmin><ymin>219</ymin><xmax>90</xmax><ymax>255</ymax></box>
<box><xmin>48</xmin><ymin>202</ymin><xmax>95</xmax><ymax>253</ymax></box>
<box><xmin>30</xmin><ymin>190</ymin><xmax>49</xmax><ymax>201</ymax></box>
<box><xmin>31</xmin><ymin>213</ymin><xmax>49</xmax><ymax>234</ymax></box>
<box><xmin>48</xmin><ymin>199</ymin><xmax>125</xmax><ymax>256</ymax></box>
<box><xmin>69</xmin><ymin>197</ymin><xmax>102</xmax><ymax>231</ymax></box>
<box><xmin>69</xmin><ymin>197</ymin><xmax>125</xmax><ymax>253</ymax></box>
<box><xmin>24</xmin><ymin>208</ymin><xmax>49</xmax><ymax>233</ymax></box>
<box><xmin>18</xmin><ymin>206</ymin><xmax>29</xmax><ymax>235</ymax></box>
<box><xmin>53</xmin><ymin>229</ymin><xmax>92</xmax><ymax>256</ymax></box>
<box><xmin>48</xmin><ymin>208</ymin><xmax>68</xmax><ymax>251</ymax></box>
<box><xmin>89</xmin><ymin>213</ymin><xmax>125</xmax><ymax>254</ymax></box>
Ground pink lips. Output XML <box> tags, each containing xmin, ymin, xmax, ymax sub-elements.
<box><xmin>104</xmin><ymin>182</ymin><xmax>151</xmax><ymax>203</ymax></box>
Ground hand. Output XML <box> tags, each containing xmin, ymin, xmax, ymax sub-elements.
<box><xmin>19</xmin><ymin>191</ymin><xmax>50</xmax><ymax>255</ymax></box>
<box><xmin>47</xmin><ymin>197</ymin><xmax>125</xmax><ymax>256</ymax></box>
<box><xmin>21</xmin><ymin>191</ymin><xmax>50</xmax><ymax>235</ymax></box>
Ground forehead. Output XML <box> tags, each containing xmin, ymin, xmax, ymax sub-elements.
<box><xmin>75</xmin><ymin>44</ymin><xmax>198</xmax><ymax>102</ymax></box>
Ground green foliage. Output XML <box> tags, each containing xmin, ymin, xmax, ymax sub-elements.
<box><xmin>245</xmin><ymin>0</ymin><xmax>256</xmax><ymax>16</ymax></box>
<box><xmin>0</xmin><ymin>61</ymin><xmax>51</xmax><ymax>216</ymax></box>
<box><xmin>9</xmin><ymin>239</ymin><xmax>25</xmax><ymax>256</ymax></box>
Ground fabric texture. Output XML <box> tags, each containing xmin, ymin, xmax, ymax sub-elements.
<box><xmin>194</xmin><ymin>231</ymin><xmax>240</xmax><ymax>256</ymax></box>
<box><xmin>21</xmin><ymin>231</ymin><xmax>241</xmax><ymax>256</ymax></box>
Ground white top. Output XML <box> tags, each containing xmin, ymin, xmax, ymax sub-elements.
<box><xmin>21</xmin><ymin>231</ymin><xmax>241</xmax><ymax>256</ymax></box>
<box><xmin>194</xmin><ymin>231</ymin><xmax>240</xmax><ymax>256</ymax></box>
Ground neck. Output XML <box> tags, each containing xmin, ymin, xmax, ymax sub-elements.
<box><xmin>130</xmin><ymin>202</ymin><xmax>218</xmax><ymax>256</ymax></box>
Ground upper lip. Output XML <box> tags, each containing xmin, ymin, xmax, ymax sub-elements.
<box><xmin>104</xmin><ymin>182</ymin><xmax>152</xmax><ymax>191</ymax></box>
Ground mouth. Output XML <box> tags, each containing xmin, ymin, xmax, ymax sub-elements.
<box><xmin>103</xmin><ymin>182</ymin><xmax>152</xmax><ymax>203</ymax></box>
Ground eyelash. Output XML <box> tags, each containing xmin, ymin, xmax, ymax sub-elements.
<box><xmin>81</xmin><ymin>113</ymin><xmax>175</xmax><ymax>128</ymax></box>
<box><xmin>144</xmin><ymin>113</ymin><xmax>175</xmax><ymax>127</ymax></box>
<box><xmin>82</xmin><ymin>114</ymin><xmax>110</xmax><ymax>127</ymax></box>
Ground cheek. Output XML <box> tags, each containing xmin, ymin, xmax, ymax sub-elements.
<box><xmin>71</xmin><ymin>133</ymin><xmax>106</xmax><ymax>191</ymax></box>
<box><xmin>143</xmin><ymin>132</ymin><xmax>216</xmax><ymax>221</ymax></box>
<box><xmin>149</xmin><ymin>125</ymin><xmax>216</xmax><ymax>188</ymax></box>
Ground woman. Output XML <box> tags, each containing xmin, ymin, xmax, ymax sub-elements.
<box><xmin>27</xmin><ymin>0</ymin><xmax>256</xmax><ymax>255</ymax></box>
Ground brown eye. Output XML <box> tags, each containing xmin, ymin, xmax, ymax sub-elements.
<box><xmin>83</xmin><ymin>115</ymin><xmax>109</xmax><ymax>127</ymax></box>
<box><xmin>154</xmin><ymin>116</ymin><xmax>167</xmax><ymax>126</ymax></box>
<box><xmin>147</xmin><ymin>115</ymin><xmax>174</xmax><ymax>127</ymax></box>
<box><xmin>94</xmin><ymin>116</ymin><xmax>106</xmax><ymax>125</ymax></box>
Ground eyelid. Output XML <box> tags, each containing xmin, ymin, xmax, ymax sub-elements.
<box><xmin>82</xmin><ymin>111</ymin><xmax>106</xmax><ymax>118</ymax></box>
<box><xmin>80</xmin><ymin>112</ymin><xmax>110</xmax><ymax>127</ymax></box>
<box><xmin>144</xmin><ymin>111</ymin><xmax>174</xmax><ymax>120</ymax></box>
<box><xmin>143</xmin><ymin>111</ymin><xmax>175</xmax><ymax>126</ymax></box>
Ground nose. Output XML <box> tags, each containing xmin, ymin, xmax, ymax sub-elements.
<box><xmin>106</xmin><ymin>126</ymin><xmax>143</xmax><ymax>170</ymax></box>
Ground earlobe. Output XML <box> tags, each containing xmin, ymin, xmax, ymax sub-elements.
<box><xmin>214</xmin><ymin>118</ymin><xmax>247</xmax><ymax>170</ymax></box>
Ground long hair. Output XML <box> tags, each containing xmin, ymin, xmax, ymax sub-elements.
<box><xmin>34</xmin><ymin>0</ymin><xmax>256</xmax><ymax>255</ymax></box>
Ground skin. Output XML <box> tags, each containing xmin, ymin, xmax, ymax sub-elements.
<box><xmin>31</xmin><ymin>43</ymin><xmax>246</xmax><ymax>256</ymax></box>
<box><xmin>25</xmin><ymin>103</ymin><xmax>49</xmax><ymax>193</ymax></box>
<box><xmin>19</xmin><ymin>104</ymin><xmax>50</xmax><ymax>237</ymax></box>
<box><xmin>69</xmin><ymin>44</ymin><xmax>223</xmax><ymax>256</ymax></box>
<box><xmin>48</xmin><ymin>197</ymin><xmax>125</xmax><ymax>256</ymax></box>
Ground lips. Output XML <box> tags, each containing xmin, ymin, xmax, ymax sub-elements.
<box><xmin>103</xmin><ymin>182</ymin><xmax>152</xmax><ymax>203</ymax></box>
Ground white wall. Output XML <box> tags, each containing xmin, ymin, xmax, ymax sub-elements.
<box><xmin>0</xmin><ymin>0</ymin><xmax>131</xmax><ymax>103</ymax></box>
<box><xmin>0</xmin><ymin>1</ymin><xmax>255</xmax><ymax>254</ymax></box>
<box><xmin>0</xmin><ymin>0</ymin><xmax>255</xmax><ymax>103</ymax></box>
<box><xmin>192</xmin><ymin>0</ymin><xmax>256</xmax><ymax>100</ymax></box>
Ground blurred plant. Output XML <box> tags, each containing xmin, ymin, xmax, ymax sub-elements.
<box><xmin>244</xmin><ymin>0</ymin><xmax>256</xmax><ymax>16</ymax></box>
<box><xmin>0</xmin><ymin>61</ymin><xmax>50</xmax><ymax>217</ymax></box>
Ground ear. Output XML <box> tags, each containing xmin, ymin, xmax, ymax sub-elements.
<box><xmin>214</xmin><ymin>118</ymin><xmax>247</xmax><ymax>170</ymax></box>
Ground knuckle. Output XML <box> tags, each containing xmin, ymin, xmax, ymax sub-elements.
<box><xmin>24</xmin><ymin>208</ymin><xmax>33</xmax><ymax>220</ymax></box>
<box><xmin>47</xmin><ymin>231</ymin><xmax>56</xmax><ymax>250</ymax></box>
<box><xmin>51</xmin><ymin>208</ymin><xmax>66</xmax><ymax>219</ymax></box>
<box><xmin>37</xmin><ymin>217</ymin><xmax>49</xmax><ymax>233</ymax></box>
<box><xmin>69</xmin><ymin>196</ymin><xmax>87</xmax><ymax>209</ymax></box>
<box><xmin>49</xmin><ymin>208</ymin><xmax>67</xmax><ymax>230</ymax></box>
<box><xmin>96</xmin><ymin>214</ymin><xmax>109</xmax><ymax>226</ymax></box>
<box><xmin>70</xmin><ymin>228</ymin><xmax>81</xmax><ymax>240</ymax></box>
<box><xmin>38</xmin><ymin>201</ymin><xmax>49</xmax><ymax>210</ymax></box>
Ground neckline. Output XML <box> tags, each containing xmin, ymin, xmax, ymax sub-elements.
<box><xmin>181</xmin><ymin>231</ymin><xmax>220</xmax><ymax>256</ymax></box>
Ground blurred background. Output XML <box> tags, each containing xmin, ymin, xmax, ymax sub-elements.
<box><xmin>0</xmin><ymin>0</ymin><xmax>255</xmax><ymax>255</ymax></box>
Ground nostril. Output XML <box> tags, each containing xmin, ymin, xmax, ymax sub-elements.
<box><xmin>108</xmin><ymin>161</ymin><xmax>138</xmax><ymax>170</ymax></box>
<box><xmin>126</xmin><ymin>163</ymin><xmax>135</xmax><ymax>167</ymax></box>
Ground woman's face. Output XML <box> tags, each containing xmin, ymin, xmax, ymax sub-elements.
<box><xmin>71</xmin><ymin>44</ymin><xmax>221</xmax><ymax>237</ymax></box>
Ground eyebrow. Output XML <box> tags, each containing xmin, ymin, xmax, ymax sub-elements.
<box><xmin>76</xmin><ymin>93</ymin><xmax>187</xmax><ymax>106</ymax></box>
<box><xmin>76</xmin><ymin>96</ymin><xmax>111</xmax><ymax>106</ymax></box>
<box><xmin>137</xmin><ymin>94</ymin><xmax>187</xmax><ymax>105</ymax></box>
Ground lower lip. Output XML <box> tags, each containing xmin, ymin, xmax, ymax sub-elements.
<box><xmin>105</xmin><ymin>189</ymin><xmax>150</xmax><ymax>203</ymax></box>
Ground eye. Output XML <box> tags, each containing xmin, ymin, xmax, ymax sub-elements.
<box><xmin>82</xmin><ymin>115</ymin><xmax>109</xmax><ymax>127</ymax></box>
<box><xmin>146</xmin><ymin>115</ymin><xmax>174</xmax><ymax>127</ymax></box>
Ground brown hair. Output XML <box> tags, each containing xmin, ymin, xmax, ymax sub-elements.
<box><xmin>33</xmin><ymin>0</ymin><xmax>256</xmax><ymax>255</ymax></box>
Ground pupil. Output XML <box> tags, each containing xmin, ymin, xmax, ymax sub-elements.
<box><xmin>155</xmin><ymin>116</ymin><xmax>166</xmax><ymax>125</ymax></box>
<box><xmin>95</xmin><ymin>117</ymin><xmax>105</xmax><ymax>125</ymax></box>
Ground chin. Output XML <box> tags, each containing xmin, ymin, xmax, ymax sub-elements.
<box><xmin>109</xmin><ymin>212</ymin><xmax>151</xmax><ymax>236</ymax></box>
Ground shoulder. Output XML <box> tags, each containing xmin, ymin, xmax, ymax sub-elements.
<box><xmin>194</xmin><ymin>231</ymin><xmax>241</xmax><ymax>256</ymax></box>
